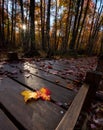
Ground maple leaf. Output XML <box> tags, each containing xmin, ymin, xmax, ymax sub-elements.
<box><xmin>41</xmin><ymin>94</ymin><xmax>51</xmax><ymax>101</ymax></box>
<box><xmin>66</xmin><ymin>83</ymin><xmax>74</xmax><ymax>90</ymax></box>
<box><xmin>21</xmin><ymin>88</ymin><xmax>51</xmax><ymax>102</ymax></box>
<box><xmin>21</xmin><ymin>90</ymin><xmax>40</xmax><ymax>102</ymax></box>
<box><xmin>40</xmin><ymin>87</ymin><xmax>51</xmax><ymax>95</ymax></box>
<box><xmin>55</xmin><ymin>80</ymin><xmax>60</xmax><ymax>83</ymax></box>
<box><xmin>48</xmin><ymin>65</ymin><xmax>53</xmax><ymax>69</ymax></box>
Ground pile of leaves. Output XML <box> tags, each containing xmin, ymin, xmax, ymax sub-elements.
<box><xmin>75</xmin><ymin>101</ymin><xmax>103</xmax><ymax>130</ymax></box>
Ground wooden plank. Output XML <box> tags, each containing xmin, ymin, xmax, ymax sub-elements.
<box><xmin>23</xmin><ymin>64</ymin><xmax>72</xmax><ymax>88</ymax></box>
<box><xmin>3</xmin><ymin>63</ymin><xmax>76</xmax><ymax>104</ymax></box>
<box><xmin>56</xmin><ymin>84</ymin><xmax>89</xmax><ymax>130</ymax></box>
<box><xmin>27</xmin><ymin>61</ymin><xmax>77</xmax><ymax>81</ymax></box>
<box><xmin>34</xmin><ymin>60</ymin><xmax>75</xmax><ymax>72</ymax></box>
<box><xmin>10</xmin><ymin>61</ymin><xmax>77</xmax><ymax>85</ymax></box>
<box><xmin>0</xmin><ymin>109</ymin><xmax>17</xmax><ymax>130</ymax></box>
<box><xmin>0</xmin><ymin>77</ymin><xmax>66</xmax><ymax>130</ymax></box>
<box><xmin>9</xmin><ymin>62</ymin><xmax>73</xmax><ymax>89</ymax></box>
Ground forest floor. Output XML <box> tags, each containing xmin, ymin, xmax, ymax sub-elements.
<box><xmin>0</xmin><ymin>52</ymin><xmax>103</xmax><ymax>129</ymax></box>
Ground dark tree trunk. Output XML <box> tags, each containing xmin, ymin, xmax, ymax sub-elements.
<box><xmin>54</xmin><ymin>0</ymin><xmax>58</xmax><ymax>52</ymax></box>
<box><xmin>69</xmin><ymin>0</ymin><xmax>81</xmax><ymax>50</ymax></box>
<box><xmin>11</xmin><ymin>0</ymin><xmax>14</xmax><ymax>45</ymax></box>
<box><xmin>75</xmin><ymin>0</ymin><xmax>85</xmax><ymax>49</ymax></box>
<box><xmin>76</xmin><ymin>0</ymin><xmax>90</xmax><ymax>50</ymax></box>
<box><xmin>87</xmin><ymin>0</ymin><xmax>97</xmax><ymax>48</ymax></box>
<box><xmin>0</xmin><ymin>1</ymin><xmax>2</xmax><ymax>47</ymax></box>
<box><xmin>62</xmin><ymin>0</ymin><xmax>72</xmax><ymax>53</ymax></box>
<box><xmin>46</xmin><ymin>0</ymin><xmax>51</xmax><ymax>52</ymax></box>
<box><xmin>46</xmin><ymin>0</ymin><xmax>52</xmax><ymax>58</ymax></box>
<box><xmin>19</xmin><ymin>0</ymin><xmax>25</xmax><ymax>49</ymax></box>
<box><xmin>20</xmin><ymin>0</ymin><xmax>24</xmax><ymax>24</ymax></box>
<box><xmin>30</xmin><ymin>0</ymin><xmax>35</xmax><ymax>50</ymax></box>
<box><xmin>100</xmin><ymin>33</ymin><xmax>103</xmax><ymax>54</ymax></box>
<box><xmin>87</xmin><ymin>2</ymin><xmax>103</xmax><ymax>54</ymax></box>
<box><xmin>1</xmin><ymin>0</ymin><xmax>5</xmax><ymax>46</ymax></box>
<box><xmin>40</xmin><ymin>0</ymin><xmax>45</xmax><ymax>50</ymax></box>
<box><xmin>6</xmin><ymin>0</ymin><xmax>10</xmax><ymax>45</ymax></box>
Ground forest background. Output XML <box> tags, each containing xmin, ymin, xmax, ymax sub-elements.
<box><xmin>0</xmin><ymin>0</ymin><xmax>103</xmax><ymax>57</ymax></box>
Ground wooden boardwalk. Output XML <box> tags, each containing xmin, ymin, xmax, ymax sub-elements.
<box><xmin>0</xmin><ymin>60</ymin><xmax>77</xmax><ymax>130</ymax></box>
<box><xmin>0</xmin><ymin>58</ymin><xmax>102</xmax><ymax>130</ymax></box>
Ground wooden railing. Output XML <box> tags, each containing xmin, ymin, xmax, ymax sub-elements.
<box><xmin>56</xmin><ymin>70</ymin><xmax>102</xmax><ymax>130</ymax></box>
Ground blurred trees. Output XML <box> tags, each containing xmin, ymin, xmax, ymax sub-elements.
<box><xmin>0</xmin><ymin>0</ymin><xmax>103</xmax><ymax>56</ymax></box>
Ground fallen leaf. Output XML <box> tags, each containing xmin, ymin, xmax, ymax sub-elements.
<box><xmin>93</xmin><ymin>116</ymin><xmax>103</xmax><ymax>125</ymax></box>
<box><xmin>21</xmin><ymin>87</ymin><xmax>51</xmax><ymax>102</ymax></box>
<box><xmin>90</xmin><ymin>123</ymin><xmax>97</xmax><ymax>129</ymax></box>
<box><xmin>40</xmin><ymin>94</ymin><xmax>51</xmax><ymax>101</ymax></box>
<box><xmin>55</xmin><ymin>80</ymin><xmax>60</xmax><ymax>83</ymax></box>
<box><xmin>21</xmin><ymin>90</ymin><xmax>40</xmax><ymax>102</ymax></box>
<box><xmin>40</xmin><ymin>87</ymin><xmax>51</xmax><ymax>95</ymax></box>
<box><xmin>66</xmin><ymin>83</ymin><xmax>74</xmax><ymax>90</ymax></box>
<box><xmin>48</xmin><ymin>65</ymin><xmax>53</xmax><ymax>69</ymax></box>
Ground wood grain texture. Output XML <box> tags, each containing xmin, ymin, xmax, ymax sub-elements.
<box><xmin>3</xmin><ymin>63</ymin><xmax>76</xmax><ymax>103</ymax></box>
<box><xmin>0</xmin><ymin>77</ymin><xmax>66</xmax><ymax>130</ymax></box>
<box><xmin>56</xmin><ymin>84</ymin><xmax>89</xmax><ymax>130</ymax></box>
<box><xmin>0</xmin><ymin>109</ymin><xmax>17</xmax><ymax>130</ymax></box>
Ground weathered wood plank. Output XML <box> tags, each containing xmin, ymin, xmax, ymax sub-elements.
<box><xmin>0</xmin><ymin>77</ymin><xmax>66</xmax><ymax>130</ymax></box>
<box><xmin>3</xmin><ymin>63</ymin><xmax>76</xmax><ymax>104</ymax></box>
<box><xmin>11</xmin><ymin>62</ymin><xmax>73</xmax><ymax>89</ymax></box>
<box><xmin>56</xmin><ymin>84</ymin><xmax>89</xmax><ymax>130</ymax></box>
<box><xmin>24</xmin><ymin>64</ymin><xmax>71</xmax><ymax>88</ymax></box>
<box><xmin>15</xmin><ymin>61</ymin><xmax>77</xmax><ymax>84</ymax></box>
<box><xmin>0</xmin><ymin>109</ymin><xmax>18</xmax><ymax>130</ymax></box>
<box><xmin>28</xmin><ymin>61</ymin><xmax>77</xmax><ymax>81</ymax></box>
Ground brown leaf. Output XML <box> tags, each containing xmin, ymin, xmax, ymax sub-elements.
<box><xmin>66</xmin><ymin>83</ymin><xmax>74</xmax><ymax>90</ymax></box>
<box><xmin>55</xmin><ymin>80</ymin><xmax>60</xmax><ymax>83</ymax></box>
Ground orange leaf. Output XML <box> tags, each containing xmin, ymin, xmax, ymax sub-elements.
<box><xmin>21</xmin><ymin>90</ymin><xmax>40</xmax><ymax>102</ymax></box>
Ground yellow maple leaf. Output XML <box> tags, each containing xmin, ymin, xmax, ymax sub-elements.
<box><xmin>21</xmin><ymin>90</ymin><xmax>40</xmax><ymax>102</ymax></box>
<box><xmin>21</xmin><ymin>88</ymin><xmax>51</xmax><ymax>102</ymax></box>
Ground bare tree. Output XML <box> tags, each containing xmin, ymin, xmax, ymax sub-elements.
<box><xmin>30</xmin><ymin>0</ymin><xmax>35</xmax><ymax>50</ymax></box>
<box><xmin>40</xmin><ymin>0</ymin><xmax>45</xmax><ymax>50</ymax></box>
<box><xmin>69</xmin><ymin>0</ymin><xmax>81</xmax><ymax>50</ymax></box>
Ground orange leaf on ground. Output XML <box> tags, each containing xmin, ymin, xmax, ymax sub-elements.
<box><xmin>66</xmin><ymin>83</ymin><xmax>74</xmax><ymax>90</ymax></box>
<box><xmin>21</xmin><ymin>87</ymin><xmax>51</xmax><ymax>102</ymax></box>
<box><xmin>21</xmin><ymin>90</ymin><xmax>40</xmax><ymax>102</ymax></box>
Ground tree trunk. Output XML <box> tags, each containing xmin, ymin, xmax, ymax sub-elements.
<box><xmin>30</xmin><ymin>0</ymin><xmax>35</xmax><ymax>50</ymax></box>
<box><xmin>87</xmin><ymin>2</ymin><xmax>103</xmax><ymax>54</ymax></box>
<box><xmin>6</xmin><ymin>0</ymin><xmax>10</xmax><ymax>45</ymax></box>
<box><xmin>11</xmin><ymin>0</ymin><xmax>14</xmax><ymax>46</ymax></box>
<box><xmin>46</xmin><ymin>0</ymin><xmax>52</xmax><ymax>57</ymax></box>
<box><xmin>76</xmin><ymin>0</ymin><xmax>90</xmax><ymax>50</ymax></box>
<box><xmin>40</xmin><ymin>0</ymin><xmax>45</xmax><ymax>50</ymax></box>
<box><xmin>19</xmin><ymin>0</ymin><xmax>25</xmax><ymax>50</ymax></box>
<box><xmin>69</xmin><ymin>0</ymin><xmax>81</xmax><ymax>50</ymax></box>
<box><xmin>100</xmin><ymin>33</ymin><xmax>103</xmax><ymax>54</ymax></box>
<box><xmin>62</xmin><ymin>0</ymin><xmax>72</xmax><ymax>53</ymax></box>
<box><xmin>1</xmin><ymin>0</ymin><xmax>5</xmax><ymax>47</ymax></box>
<box><xmin>0</xmin><ymin>0</ymin><xmax>2</xmax><ymax>47</ymax></box>
<box><xmin>75</xmin><ymin>0</ymin><xmax>85</xmax><ymax>50</ymax></box>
